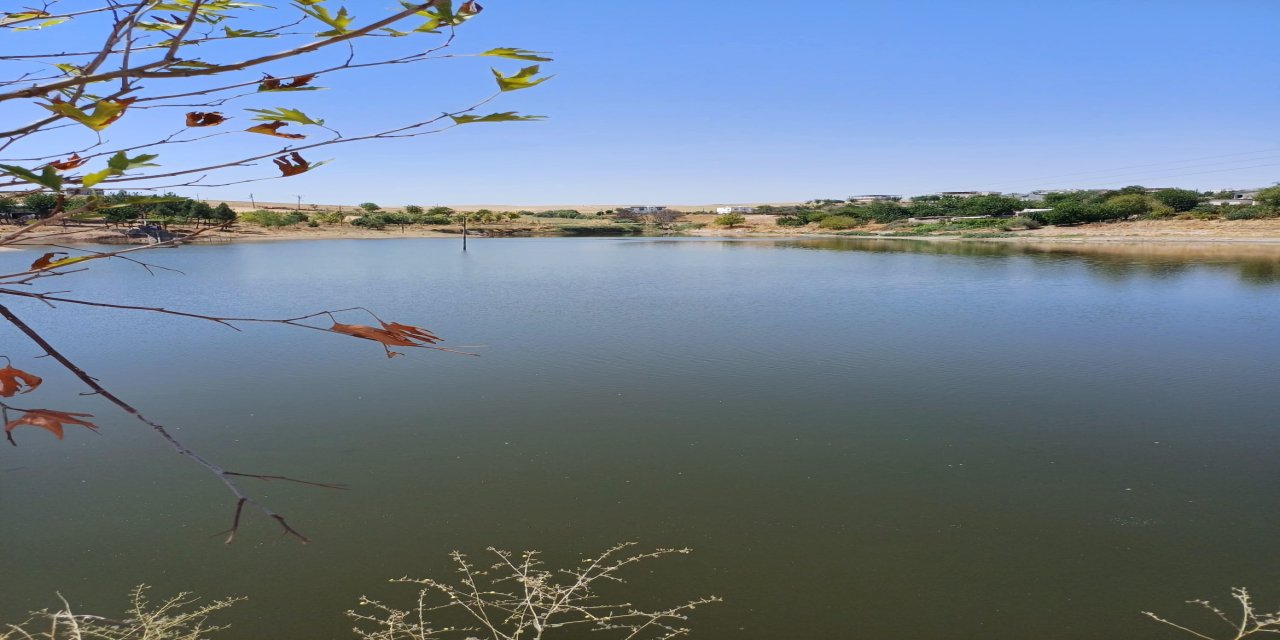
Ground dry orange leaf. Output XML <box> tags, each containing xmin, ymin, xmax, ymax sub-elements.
<box><xmin>382</xmin><ymin>321</ymin><xmax>442</xmax><ymax>344</ymax></box>
<box><xmin>186</xmin><ymin>111</ymin><xmax>226</xmax><ymax>127</ymax></box>
<box><xmin>246</xmin><ymin>120</ymin><xmax>305</xmax><ymax>139</ymax></box>
<box><xmin>0</xmin><ymin>365</ymin><xmax>42</xmax><ymax>397</ymax></box>
<box><xmin>48</xmin><ymin>153</ymin><xmax>86</xmax><ymax>171</ymax></box>
<box><xmin>259</xmin><ymin>73</ymin><xmax>316</xmax><ymax>91</ymax></box>
<box><xmin>331</xmin><ymin>321</ymin><xmax>441</xmax><ymax>357</ymax></box>
<box><xmin>272</xmin><ymin>151</ymin><xmax>312</xmax><ymax>176</ymax></box>
<box><xmin>5</xmin><ymin>409</ymin><xmax>97</xmax><ymax>445</ymax></box>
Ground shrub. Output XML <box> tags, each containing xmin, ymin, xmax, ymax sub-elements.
<box><xmin>351</xmin><ymin>215</ymin><xmax>387</xmax><ymax>229</ymax></box>
<box><xmin>1255</xmin><ymin>186</ymin><xmax>1280</xmax><ymax>208</ymax></box>
<box><xmin>713</xmin><ymin>212</ymin><xmax>746</xmax><ymax>227</ymax></box>
<box><xmin>239</xmin><ymin>210</ymin><xmax>307</xmax><ymax>227</ymax></box>
<box><xmin>403</xmin><ymin>204</ymin><xmax>424</xmax><ymax>215</ymax></box>
<box><xmin>1224</xmin><ymin>206</ymin><xmax>1274</xmax><ymax>220</ymax></box>
<box><xmin>359</xmin><ymin>202</ymin><xmax>381</xmax><ymax>213</ymax></box>
<box><xmin>818</xmin><ymin>215</ymin><xmax>858</xmax><ymax>230</ymax></box>
<box><xmin>532</xmin><ymin>209</ymin><xmax>586</xmax><ymax>219</ymax></box>
<box><xmin>999</xmin><ymin>216</ymin><xmax>1042</xmax><ymax>230</ymax></box>
<box><xmin>776</xmin><ymin>216</ymin><xmax>806</xmax><ymax>227</ymax></box>
<box><xmin>416</xmin><ymin>214</ymin><xmax>452</xmax><ymax>225</ymax></box>
<box><xmin>307</xmin><ymin>220</ymin><xmax>320</xmax><ymax>228</ymax></box>
<box><xmin>311</xmin><ymin>210</ymin><xmax>344</xmax><ymax>224</ymax></box>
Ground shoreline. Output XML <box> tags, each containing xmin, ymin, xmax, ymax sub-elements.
<box><xmin>5</xmin><ymin>219</ymin><xmax>1280</xmax><ymax>250</ymax></box>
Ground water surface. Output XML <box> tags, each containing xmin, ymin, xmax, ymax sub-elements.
<box><xmin>2</xmin><ymin>237</ymin><xmax>1278</xmax><ymax>639</ymax></box>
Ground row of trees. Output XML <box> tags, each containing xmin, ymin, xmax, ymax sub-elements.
<box><xmin>1</xmin><ymin>192</ymin><xmax>237</xmax><ymax>228</ymax></box>
<box><xmin>770</xmin><ymin>185</ymin><xmax>1280</xmax><ymax>228</ymax></box>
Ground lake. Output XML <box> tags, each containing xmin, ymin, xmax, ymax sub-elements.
<box><xmin>2</xmin><ymin>237</ymin><xmax>1278</xmax><ymax>639</ymax></box>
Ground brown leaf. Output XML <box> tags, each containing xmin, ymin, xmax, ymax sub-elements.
<box><xmin>246</xmin><ymin>120</ymin><xmax>305</xmax><ymax>139</ymax></box>
<box><xmin>0</xmin><ymin>365</ymin><xmax>42</xmax><ymax>397</ymax></box>
<box><xmin>48</xmin><ymin>153</ymin><xmax>86</xmax><ymax>171</ymax></box>
<box><xmin>272</xmin><ymin>151</ymin><xmax>311</xmax><ymax>176</ymax></box>
<box><xmin>30</xmin><ymin>251</ymin><xmax>64</xmax><ymax>270</ymax></box>
<box><xmin>185</xmin><ymin>111</ymin><xmax>226</xmax><ymax>127</ymax></box>
<box><xmin>381</xmin><ymin>321</ymin><xmax>442</xmax><ymax>345</ymax></box>
<box><xmin>332</xmin><ymin>321</ymin><xmax>441</xmax><ymax>358</ymax></box>
<box><xmin>259</xmin><ymin>73</ymin><xmax>316</xmax><ymax>91</ymax></box>
<box><xmin>5</xmin><ymin>409</ymin><xmax>97</xmax><ymax>445</ymax></box>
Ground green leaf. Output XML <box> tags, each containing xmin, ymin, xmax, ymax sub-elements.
<box><xmin>0</xmin><ymin>164</ymin><xmax>62</xmax><ymax>191</ymax></box>
<box><xmin>40</xmin><ymin>98</ymin><xmax>134</xmax><ymax>131</ymax></box>
<box><xmin>12</xmin><ymin>17</ymin><xmax>68</xmax><ymax>31</ymax></box>
<box><xmin>223</xmin><ymin>26</ymin><xmax>277</xmax><ymax>38</ymax></box>
<box><xmin>246</xmin><ymin>107</ymin><xmax>324</xmax><ymax>126</ymax></box>
<box><xmin>81</xmin><ymin>169</ymin><xmax>113</xmax><ymax>189</ymax></box>
<box><xmin>480</xmin><ymin>47</ymin><xmax>552</xmax><ymax>62</ymax></box>
<box><xmin>106</xmin><ymin>152</ymin><xmax>160</xmax><ymax>172</ymax></box>
<box><xmin>81</xmin><ymin>152</ymin><xmax>160</xmax><ymax>187</ymax></box>
<box><xmin>450</xmin><ymin>112</ymin><xmax>546</xmax><ymax>125</ymax></box>
<box><xmin>295</xmin><ymin>2</ymin><xmax>353</xmax><ymax>36</ymax></box>
<box><xmin>491</xmin><ymin>65</ymin><xmax>552</xmax><ymax>92</ymax></box>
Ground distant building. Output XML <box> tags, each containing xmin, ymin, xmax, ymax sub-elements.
<box><xmin>934</xmin><ymin>191</ymin><xmax>1001</xmax><ymax>198</ymax></box>
<box><xmin>848</xmin><ymin>195</ymin><xmax>901</xmax><ymax>204</ymax></box>
<box><xmin>623</xmin><ymin>205</ymin><xmax>666</xmax><ymax>215</ymax></box>
<box><xmin>715</xmin><ymin>206</ymin><xmax>756</xmax><ymax>214</ymax></box>
<box><xmin>1208</xmin><ymin>198</ymin><xmax>1257</xmax><ymax>207</ymax></box>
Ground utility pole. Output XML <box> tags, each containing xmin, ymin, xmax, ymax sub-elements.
<box><xmin>249</xmin><ymin>193</ymin><xmax>256</xmax><ymax>208</ymax></box>
<box><xmin>295</xmin><ymin>195</ymin><xmax>302</xmax><ymax>212</ymax></box>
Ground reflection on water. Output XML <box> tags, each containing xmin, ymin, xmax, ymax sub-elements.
<box><xmin>700</xmin><ymin>237</ymin><xmax>1280</xmax><ymax>284</ymax></box>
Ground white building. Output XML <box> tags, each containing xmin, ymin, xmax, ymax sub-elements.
<box><xmin>847</xmin><ymin>195</ymin><xmax>901</xmax><ymax>204</ymax></box>
<box><xmin>624</xmin><ymin>205</ymin><xmax>666</xmax><ymax>215</ymax></box>
<box><xmin>715</xmin><ymin>206</ymin><xmax>756</xmax><ymax>214</ymax></box>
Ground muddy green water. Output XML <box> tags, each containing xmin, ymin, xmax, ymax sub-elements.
<box><xmin>2</xmin><ymin>237</ymin><xmax>1278</xmax><ymax>639</ymax></box>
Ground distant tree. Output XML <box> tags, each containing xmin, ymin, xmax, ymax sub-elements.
<box><xmin>714</xmin><ymin>212</ymin><xmax>746</xmax><ymax>227</ymax></box>
<box><xmin>427</xmin><ymin>206</ymin><xmax>457</xmax><ymax>217</ymax></box>
<box><xmin>213</xmin><ymin>203</ymin><xmax>237</xmax><ymax>224</ymax></box>
<box><xmin>1151</xmin><ymin>188</ymin><xmax>1202</xmax><ymax>212</ymax></box>
<box><xmin>381</xmin><ymin>212</ymin><xmax>413</xmax><ymax>231</ymax></box>
<box><xmin>956</xmin><ymin>195</ymin><xmax>1025</xmax><ymax>217</ymax></box>
<box><xmin>404</xmin><ymin>204</ymin><xmax>424</xmax><ymax>215</ymax></box>
<box><xmin>22</xmin><ymin>192</ymin><xmax>58</xmax><ymax>218</ymax></box>
<box><xmin>0</xmin><ymin>196</ymin><xmax>15</xmax><ymax>217</ymax></box>
<box><xmin>359</xmin><ymin>202</ymin><xmax>382</xmax><ymax>213</ymax></box>
<box><xmin>864</xmin><ymin>201</ymin><xmax>908</xmax><ymax>223</ymax></box>
<box><xmin>1255</xmin><ymin>186</ymin><xmax>1280</xmax><ymax>208</ymax></box>
<box><xmin>1102</xmin><ymin>194</ymin><xmax>1156</xmax><ymax>219</ymax></box>
<box><xmin>1115</xmin><ymin>185</ymin><xmax>1148</xmax><ymax>195</ymax></box>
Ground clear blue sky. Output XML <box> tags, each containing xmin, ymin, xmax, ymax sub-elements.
<box><xmin>9</xmin><ymin>0</ymin><xmax>1280</xmax><ymax>205</ymax></box>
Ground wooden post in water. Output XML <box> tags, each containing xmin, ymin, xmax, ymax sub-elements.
<box><xmin>462</xmin><ymin>216</ymin><xmax>468</xmax><ymax>251</ymax></box>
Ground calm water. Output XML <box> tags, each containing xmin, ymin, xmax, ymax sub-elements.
<box><xmin>2</xmin><ymin>237</ymin><xmax>1279</xmax><ymax>639</ymax></box>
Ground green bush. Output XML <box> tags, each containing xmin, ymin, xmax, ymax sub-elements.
<box><xmin>1223</xmin><ymin>206</ymin><xmax>1275</xmax><ymax>220</ymax></box>
<box><xmin>713</xmin><ymin>212</ymin><xmax>746</xmax><ymax>227</ymax></box>
<box><xmin>776</xmin><ymin>216</ymin><xmax>806</xmax><ymax>227</ymax></box>
<box><xmin>351</xmin><ymin>215</ymin><xmax>387</xmax><ymax>229</ymax></box>
<box><xmin>311</xmin><ymin>210</ymin><xmax>343</xmax><ymax>224</ymax></box>
<box><xmin>359</xmin><ymin>202</ymin><xmax>381</xmax><ymax>213</ymax></box>
<box><xmin>240</xmin><ymin>210</ymin><xmax>307</xmax><ymax>227</ymax></box>
<box><xmin>532</xmin><ymin>209</ymin><xmax>586</xmax><ymax>219</ymax></box>
<box><xmin>818</xmin><ymin>215</ymin><xmax>858</xmax><ymax>230</ymax></box>
<box><xmin>403</xmin><ymin>204</ymin><xmax>424</xmax><ymax>215</ymax></box>
<box><xmin>416</xmin><ymin>214</ymin><xmax>452</xmax><ymax>225</ymax></box>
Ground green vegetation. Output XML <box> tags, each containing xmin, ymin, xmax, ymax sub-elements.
<box><xmin>240</xmin><ymin>210</ymin><xmax>308</xmax><ymax>227</ymax></box>
<box><xmin>532</xmin><ymin>209</ymin><xmax>588</xmax><ymax>219</ymax></box>
<box><xmin>714</xmin><ymin>212</ymin><xmax>746</xmax><ymax>227</ymax></box>
<box><xmin>818</xmin><ymin>215</ymin><xmax>858</xmax><ymax>230</ymax></box>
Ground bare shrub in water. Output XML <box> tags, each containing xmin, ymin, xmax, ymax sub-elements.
<box><xmin>1144</xmin><ymin>587</ymin><xmax>1280</xmax><ymax>639</ymax></box>
<box><xmin>350</xmin><ymin>542</ymin><xmax>720</xmax><ymax>640</ymax></box>
<box><xmin>0</xmin><ymin>586</ymin><xmax>242</xmax><ymax>640</ymax></box>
